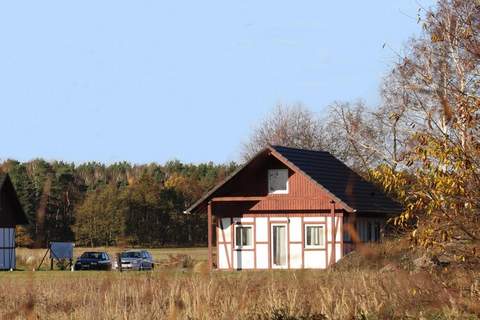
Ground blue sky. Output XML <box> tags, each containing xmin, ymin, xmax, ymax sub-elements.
<box><xmin>0</xmin><ymin>1</ymin><xmax>434</xmax><ymax>164</ymax></box>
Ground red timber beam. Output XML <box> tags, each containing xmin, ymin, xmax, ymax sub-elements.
<box><xmin>211</xmin><ymin>196</ymin><xmax>332</xmax><ymax>202</ymax></box>
<box><xmin>330</xmin><ymin>200</ymin><xmax>336</xmax><ymax>266</ymax></box>
<box><xmin>207</xmin><ymin>201</ymin><xmax>213</xmax><ymax>271</ymax></box>
<box><xmin>211</xmin><ymin>196</ymin><xmax>264</xmax><ymax>202</ymax></box>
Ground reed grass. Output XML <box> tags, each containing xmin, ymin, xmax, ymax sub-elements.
<box><xmin>1</xmin><ymin>244</ymin><xmax>479</xmax><ymax>319</ymax></box>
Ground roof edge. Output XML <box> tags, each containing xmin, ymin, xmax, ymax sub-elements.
<box><xmin>0</xmin><ymin>173</ymin><xmax>29</xmax><ymax>225</ymax></box>
<box><xmin>186</xmin><ymin>145</ymin><xmax>358</xmax><ymax>214</ymax></box>
<box><xmin>267</xmin><ymin>146</ymin><xmax>355</xmax><ymax>212</ymax></box>
<box><xmin>185</xmin><ymin>148</ymin><xmax>270</xmax><ymax>213</ymax></box>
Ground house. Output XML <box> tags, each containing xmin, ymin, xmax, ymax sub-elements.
<box><xmin>186</xmin><ymin>145</ymin><xmax>402</xmax><ymax>270</ymax></box>
<box><xmin>0</xmin><ymin>173</ymin><xmax>28</xmax><ymax>270</ymax></box>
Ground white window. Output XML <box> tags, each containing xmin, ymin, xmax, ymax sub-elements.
<box><xmin>305</xmin><ymin>224</ymin><xmax>325</xmax><ymax>248</ymax></box>
<box><xmin>235</xmin><ymin>225</ymin><xmax>253</xmax><ymax>249</ymax></box>
<box><xmin>268</xmin><ymin>169</ymin><xmax>289</xmax><ymax>194</ymax></box>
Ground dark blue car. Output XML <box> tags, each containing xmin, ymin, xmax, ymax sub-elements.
<box><xmin>74</xmin><ymin>251</ymin><xmax>112</xmax><ymax>271</ymax></box>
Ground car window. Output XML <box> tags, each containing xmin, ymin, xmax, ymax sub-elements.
<box><xmin>121</xmin><ymin>252</ymin><xmax>142</xmax><ymax>258</ymax></box>
<box><xmin>81</xmin><ymin>252</ymin><xmax>102</xmax><ymax>259</ymax></box>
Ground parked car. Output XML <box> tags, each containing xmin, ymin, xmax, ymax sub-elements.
<box><xmin>74</xmin><ymin>251</ymin><xmax>112</xmax><ymax>271</ymax></box>
<box><xmin>119</xmin><ymin>250</ymin><xmax>154</xmax><ymax>271</ymax></box>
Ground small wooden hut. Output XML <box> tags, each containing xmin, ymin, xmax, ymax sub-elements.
<box><xmin>0</xmin><ymin>173</ymin><xmax>28</xmax><ymax>270</ymax></box>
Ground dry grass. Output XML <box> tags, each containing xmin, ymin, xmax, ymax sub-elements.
<box><xmin>2</xmin><ymin>243</ymin><xmax>479</xmax><ymax>320</ymax></box>
<box><xmin>15</xmin><ymin>247</ymin><xmax>208</xmax><ymax>271</ymax></box>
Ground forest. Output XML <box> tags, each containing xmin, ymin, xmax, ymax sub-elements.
<box><xmin>0</xmin><ymin>159</ymin><xmax>237</xmax><ymax>247</ymax></box>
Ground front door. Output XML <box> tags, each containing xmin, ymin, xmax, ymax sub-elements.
<box><xmin>271</xmin><ymin>224</ymin><xmax>287</xmax><ymax>268</ymax></box>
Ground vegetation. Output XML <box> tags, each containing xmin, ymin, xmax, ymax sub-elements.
<box><xmin>2</xmin><ymin>242</ymin><xmax>479</xmax><ymax>319</ymax></box>
<box><xmin>0</xmin><ymin>160</ymin><xmax>237</xmax><ymax>247</ymax></box>
<box><xmin>242</xmin><ymin>103</ymin><xmax>325</xmax><ymax>161</ymax></box>
<box><xmin>243</xmin><ymin>0</ymin><xmax>480</xmax><ymax>262</ymax></box>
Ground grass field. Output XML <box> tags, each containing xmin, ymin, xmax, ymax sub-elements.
<box><xmin>1</xmin><ymin>243</ymin><xmax>479</xmax><ymax>319</ymax></box>
<box><xmin>14</xmin><ymin>246</ymin><xmax>208</xmax><ymax>271</ymax></box>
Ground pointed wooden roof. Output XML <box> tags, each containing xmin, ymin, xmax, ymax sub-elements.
<box><xmin>186</xmin><ymin>145</ymin><xmax>403</xmax><ymax>215</ymax></box>
<box><xmin>0</xmin><ymin>173</ymin><xmax>29</xmax><ymax>225</ymax></box>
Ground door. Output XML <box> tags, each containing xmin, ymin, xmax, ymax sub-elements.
<box><xmin>271</xmin><ymin>224</ymin><xmax>288</xmax><ymax>268</ymax></box>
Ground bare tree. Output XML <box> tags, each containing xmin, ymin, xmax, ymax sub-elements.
<box><xmin>241</xmin><ymin>103</ymin><xmax>325</xmax><ymax>161</ymax></box>
<box><xmin>377</xmin><ymin>0</ymin><xmax>480</xmax><ymax>248</ymax></box>
<box><xmin>321</xmin><ymin>101</ymin><xmax>396</xmax><ymax>173</ymax></box>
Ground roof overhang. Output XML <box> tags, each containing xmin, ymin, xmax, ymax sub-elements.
<box><xmin>185</xmin><ymin>148</ymin><xmax>270</xmax><ymax>214</ymax></box>
<box><xmin>185</xmin><ymin>145</ymin><xmax>356</xmax><ymax>214</ymax></box>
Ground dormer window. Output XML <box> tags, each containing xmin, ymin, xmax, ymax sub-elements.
<box><xmin>268</xmin><ymin>169</ymin><xmax>289</xmax><ymax>194</ymax></box>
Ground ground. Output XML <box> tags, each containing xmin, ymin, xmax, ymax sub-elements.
<box><xmin>14</xmin><ymin>246</ymin><xmax>208</xmax><ymax>271</ymax></box>
<box><xmin>1</xmin><ymin>243</ymin><xmax>479</xmax><ymax>319</ymax></box>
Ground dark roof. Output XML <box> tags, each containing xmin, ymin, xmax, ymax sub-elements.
<box><xmin>270</xmin><ymin>145</ymin><xmax>403</xmax><ymax>214</ymax></box>
<box><xmin>0</xmin><ymin>174</ymin><xmax>7</xmax><ymax>188</ymax></box>
<box><xmin>0</xmin><ymin>173</ymin><xmax>29</xmax><ymax>225</ymax></box>
<box><xmin>186</xmin><ymin>145</ymin><xmax>403</xmax><ymax>214</ymax></box>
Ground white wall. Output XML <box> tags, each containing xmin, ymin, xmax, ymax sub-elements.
<box><xmin>289</xmin><ymin>217</ymin><xmax>302</xmax><ymax>242</ymax></box>
<box><xmin>216</xmin><ymin>215</ymin><xmax>343</xmax><ymax>270</ymax></box>
<box><xmin>256</xmin><ymin>218</ymin><xmax>268</xmax><ymax>242</ymax></box>
<box><xmin>218</xmin><ymin>243</ymin><xmax>231</xmax><ymax>269</ymax></box>
<box><xmin>304</xmin><ymin>250</ymin><xmax>326</xmax><ymax>269</ymax></box>
<box><xmin>233</xmin><ymin>250</ymin><xmax>254</xmax><ymax>269</ymax></box>
<box><xmin>218</xmin><ymin>218</ymin><xmax>231</xmax><ymax>242</ymax></box>
<box><xmin>256</xmin><ymin>244</ymin><xmax>269</xmax><ymax>269</ymax></box>
<box><xmin>289</xmin><ymin>243</ymin><xmax>302</xmax><ymax>268</ymax></box>
<box><xmin>217</xmin><ymin>218</ymin><xmax>232</xmax><ymax>269</ymax></box>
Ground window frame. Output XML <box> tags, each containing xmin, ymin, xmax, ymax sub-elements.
<box><xmin>271</xmin><ymin>223</ymin><xmax>288</xmax><ymax>268</ymax></box>
<box><xmin>304</xmin><ymin>224</ymin><xmax>326</xmax><ymax>249</ymax></box>
<box><xmin>267</xmin><ymin>169</ymin><xmax>289</xmax><ymax>194</ymax></box>
<box><xmin>234</xmin><ymin>224</ymin><xmax>254</xmax><ymax>250</ymax></box>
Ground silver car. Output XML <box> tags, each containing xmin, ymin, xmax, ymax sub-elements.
<box><xmin>119</xmin><ymin>250</ymin><xmax>154</xmax><ymax>271</ymax></box>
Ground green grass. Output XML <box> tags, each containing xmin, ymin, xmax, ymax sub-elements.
<box><xmin>12</xmin><ymin>246</ymin><xmax>208</xmax><ymax>273</ymax></box>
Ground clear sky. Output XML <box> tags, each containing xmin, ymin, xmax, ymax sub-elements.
<box><xmin>0</xmin><ymin>1</ymin><xmax>434</xmax><ymax>165</ymax></box>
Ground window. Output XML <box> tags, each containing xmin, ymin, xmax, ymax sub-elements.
<box><xmin>268</xmin><ymin>169</ymin><xmax>289</xmax><ymax>194</ymax></box>
<box><xmin>305</xmin><ymin>225</ymin><xmax>325</xmax><ymax>248</ymax></box>
<box><xmin>235</xmin><ymin>225</ymin><xmax>253</xmax><ymax>249</ymax></box>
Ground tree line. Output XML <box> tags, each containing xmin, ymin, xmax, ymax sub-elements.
<box><xmin>0</xmin><ymin>159</ymin><xmax>237</xmax><ymax>247</ymax></box>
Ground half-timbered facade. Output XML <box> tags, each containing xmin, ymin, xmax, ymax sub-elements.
<box><xmin>0</xmin><ymin>173</ymin><xmax>28</xmax><ymax>270</ymax></box>
<box><xmin>187</xmin><ymin>146</ymin><xmax>402</xmax><ymax>270</ymax></box>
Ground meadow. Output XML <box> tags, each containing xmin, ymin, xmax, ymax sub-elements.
<box><xmin>1</xmin><ymin>242</ymin><xmax>479</xmax><ymax>320</ymax></box>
